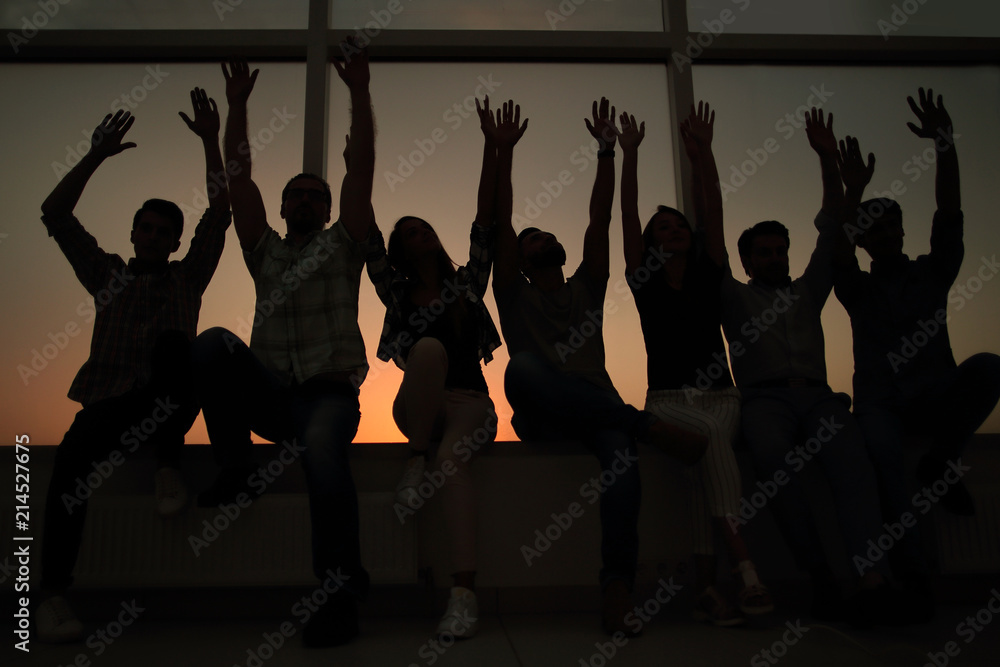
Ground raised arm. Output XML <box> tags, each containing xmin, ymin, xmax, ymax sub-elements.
<box><xmin>491</xmin><ymin>99</ymin><xmax>529</xmax><ymax>298</ymax></box>
<box><xmin>179</xmin><ymin>87</ymin><xmax>229</xmax><ymax>214</ymax></box>
<box><xmin>333</xmin><ymin>36</ymin><xmax>375</xmax><ymax>242</ymax></box>
<box><xmin>618</xmin><ymin>111</ymin><xmax>645</xmax><ymax>276</ymax></box>
<box><xmin>836</xmin><ymin>134</ymin><xmax>875</xmax><ymax>262</ymax></box>
<box><xmin>804</xmin><ymin>107</ymin><xmax>843</xmax><ymax>215</ymax></box>
<box><xmin>41</xmin><ymin>111</ymin><xmax>136</xmax><ymax>219</ymax></box>
<box><xmin>681</xmin><ymin>102</ymin><xmax>724</xmax><ymax>268</ymax></box>
<box><xmin>907</xmin><ymin>87</ymin><xmax>960</xmax><ymax>214</ymax></box>
<box><xmin>474</xmin><ymin>96</ymin><xmax>498</xmax><ymax>229</ymax></box>
<box><xmin>582</xmin><ymin>97</ymin><xmax>617</xmax><ymax>282</ymax></box>
<box><xmin>222</xmin><ymin>57</ymin><xmax>267</xmax><ymax>251</ymax></box>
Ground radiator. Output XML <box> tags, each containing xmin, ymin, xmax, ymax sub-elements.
<box><xmin>934</xmin><ymin>483</ymin><xmax>1000</xmax><ymax>574</ymax></box>
<box><xmin>3</xmin><ymin>493</ymin><xmax>416</xmax><ymax>587</ymax></box>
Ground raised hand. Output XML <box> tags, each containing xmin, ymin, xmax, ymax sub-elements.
<box><xmin>617</xmin><ymin>111</ymin><xmax>645</xmax><ymax>153</ymax></box>
<box><xmin>476</xmin><ymin>96</ymin><xmax>497</xmax><ymax>142</ymax></box>
<box><xmin>584</xmin><ymin>97</ymin><xmax>618</xmax><ymax>151</ymax></box>
<box><xmin>679</xmin><ymin>101</ymin><xmax>714</xmax><ymax>162</ymax></box>
<box><xmin>221</xmin><ymin>57</ymin><xmax>259</xmax><ymax>105</ymax></box>
<box><xmin>494</xmin><ymin>99</ymin><xmax>528</xmax><ymax>147</ymax></box>
<box><xmin>837</xmin><ymin>135</ymin><xmax>875</xmax><ymax>194</ymax></box>
<box><xmin>906</xmin><ymin>87</ymin><xmax>952</xmax><ymax>140</ymax></box>
<box><xmin>179</xmin><ymin>87</ymin><xmax>220</xmax><ymax>140</ymax></box>
<box><xmin>805</xmin><ymin>107</ymin><xmax>837</xmax><ymax>158</ymax></box>
<box><xmin>333</xmin><ymin>35</ymin><xmax>370</xmax><ymax>91</ymax></box>
<box><xmin>89</xmin><ymin>110</ymin><xmax>136</xmax><ymax>160</ymax></box>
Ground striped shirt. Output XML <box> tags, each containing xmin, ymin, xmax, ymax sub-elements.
<box><xmin>42</xmin><ymin>209</ymin><xmax>230</xmax><ymax>406</ymax></box>
<box><xmin>364</xmin><ymin>221</ymin><xmax>501</xmax><ymax>369</ymax></box>
<box><xmin>244</xmin><ymin>221</ymin><xmax>369</xmax><ymax>387</ymax></box>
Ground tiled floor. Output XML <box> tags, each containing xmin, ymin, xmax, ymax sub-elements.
<box><xmin>13</xmin><ymin>601</ymin><xmax>1000</xmax><ymax>667</ymax></box>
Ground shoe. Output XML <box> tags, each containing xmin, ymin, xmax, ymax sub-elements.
<box><xmin>302</xmin><ymin>591</ymin><xmax>359</xmax><ymax>648</ymax></box>
<box><xmin>643</xmin><ymin>419</ymin><xmax>708</xmax><ymax>465</ymax></box>
<box><xmin>602</xmin><ymin>579</ymin><xmax>642</xmax><ymax>637</ymax></box>
<box><xmin>693</xmin><ymin>586</ymin><xmax>745</xmax><ymax>627</ymax></box>
<box><xmin>436</xmin><ymin>587</ymin><xmax>479</xmax><ymax>639</ymax></box>
<box><xmin>917</xmin><ymin>455</ymin><xmax>975</xmax><ymax>516</ymax></box>
<box><xmin>739</xmin><ymin>583</ymin><xmax>774</xmax><ymax>615</ymax></box>
<box><xmin>154</xmin><ymin>467</ymin><xmax>187</xmax><ymax>517</ymax></box>
<box><xmin>196</xmin><ymin>464</ymin><xmax>261</xmax><ymax>508</ymax></box>
<box><xmin>36</xmin><ymin>596</ymin><xmax>83</xmax><ymax>643</ymax></box>
<box><xmin>395</xmin><ymin>455</ymin><xmax>426</xmax><ymax>508</ymax></box>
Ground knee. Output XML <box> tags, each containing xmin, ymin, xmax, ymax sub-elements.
<box><xmin>965</xmin><ymin>352</ymin><xmax>1000</xmax><ymax>381</ymax></box>
<box><xmin>193</xmin><ymin>327</ymin><xmax>243</xmax><ymax>367</ymax></box>
<box><xmin>504</xmin><ymin>352</ymin><xmax>547</xmax><ymax>394</ymax></box>
<box><xmin>408</xmin><ymin>337</ymin><xmax>447</xmax><ymax>365</ymax></box>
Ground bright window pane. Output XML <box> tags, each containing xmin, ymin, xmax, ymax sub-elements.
<box><xmin>1</xmin><ymin>0</ymin><xmax>308</xmax><ymax>30</ymax></box>
<box><xmin>328</xmin><ymin>62</ymin><xmax>674</xmax><ymax>440</ymax></box>
<box><xmin>0</xmin><ymin>62</ymin><xmax>305</xmax><ymax>445</ymax></box>
<box><xmin>693</xmin><ymin>63</ymin><xmax>1000</xmax><ymax>430</ymax></box>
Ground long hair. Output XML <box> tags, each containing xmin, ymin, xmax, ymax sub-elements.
<box><xmin>640</xmin><ymin>205</ymin><xmax>703</xmax><ymax>263</ymax></box>
<box><xmin>387</xmin><ymin>216</ymin><xmax>458</xmax><ymax>281</ymax></box>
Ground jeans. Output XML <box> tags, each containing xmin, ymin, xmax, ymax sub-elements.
<box><xmin>193</xmin><ymin>327</ymin><xmax>368</xmax><ymax>598</ymax></box>
<box><xmin>740</xmin><ymin>386</ymin><xmax>886</xmax><ymax>577</ymax></box>
<box><xmin>505</xmin><ymin>351</ymin><xmax>642</xmax><ymax>589</ymax></box>
<box><xmin>855</xmin><ymin>352</ymin><xmax>1000</xmax><ymax>575</ymax></box>
<box><xmin>41</xmin><ymin>331</ymin><xmax>198</xmax><ymax>591</ymax></box>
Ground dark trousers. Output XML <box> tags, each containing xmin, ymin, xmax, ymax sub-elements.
<box><xmin>41</xmin><ymin>331</ymin><xmax>198</xmax><ymax>591</ymax></box>
<box><xmin>192</xmin><ymin>327</ymin><xmax>369</xmax><ymax>599</ymax></box>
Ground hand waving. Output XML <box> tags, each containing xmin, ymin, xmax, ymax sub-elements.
<box><xmin>178</xmin><ymin>87</ymin><xmax>220</xmax><ymax>140</ymax></box>
<box><xmin>89</xmin><ymin>110</ymin><xmax>136</xmax><ymax>160</ymax></box>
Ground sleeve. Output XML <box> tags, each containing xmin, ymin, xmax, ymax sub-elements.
<box><xmin>800</xmin><ymin>209</ymin><xmax>838</xmax><ymax>307</ymax></box>
<box><xmin>361</xmin><ymin>226</ymin><xmax>394</xmax><ymax>308</ymax></box>
<box><xmin>927</xmin><ymin>209</ymin><xmax>964</xmax><ymax>285</ymax></box>
<box><xmin>179</xmin><ymin>208</ymin><xmax>232</xmax><ymax>293</ymax></box>
<box><xmin>42</xmin><ymin>213</ymin><xmax>122</xmax><ymax>296</ymax></box>
<box><xmin>466</xmin><ymin>221</ymin><xmax>496</xmax><ymax>299</ymax></box>
<box><xmin>243</xmin><ymin>225</ymin><xmax>279</xmax><ymax>276</ymax></box>
<box><xmin>832</xmin><ymin>254</ymin><xmax>866</xmax><ymax>312</ymax></box>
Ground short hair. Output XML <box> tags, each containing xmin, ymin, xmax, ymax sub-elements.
<box><xmin>516</xmin><ymin>227</ymin><xmax>541</xmax><ymax>248</ymax></box>
<box><xmin>132</xmin><ymin>199</ymin><xmax>183</xmax><ymax>240</ymax></box>
<box><xmin>737</xmin><ymin>220</ymin><xmax>790</xmax><ymax>260</ymax></box>
<box><xmin>281</xmin><ymin>173</ymin><xmax>333</xmax><ymax>211</ymax></box>
<box><xmin>858</xmin><ymin>198</ymin><xmax>902</xmax><ymax>226</ymax></box>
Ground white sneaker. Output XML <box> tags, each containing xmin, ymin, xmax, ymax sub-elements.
<box><xmin>436</xmin><ymin>587</ymin><xmax>478</xmax><ymax>639</ymax></box>
<box><xmin>36</xmin><ymin>596</ymin><xmax>83</xmax><ymax>643</ymax></box>
<box><xmin>154</xmin><ymin>467</ymin><xmax>188</xmax><ymax>517</ymax></box>
<box><xmin>395</xmin><ymin>456</ymin><xmax>426</xmax><ymax>508</ymax></box>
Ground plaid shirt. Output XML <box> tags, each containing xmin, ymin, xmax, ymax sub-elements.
<box><xmin>365</xmin><ymin>221</ymin><xmax>501</xmax><ymax>369</ymax></box>
<box><xmin>43</xmin><ymin>208</ymin><xmax>231</xmax><ymax>407</ymax></box>
<box><xmin>245</xmin><ymin>220</ymin><xmax>370</xmax><ymax>387</ymax></box>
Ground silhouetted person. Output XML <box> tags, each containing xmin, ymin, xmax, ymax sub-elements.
<box><xmin>493</xmin><ymin>98</ymin><xmax>706</xmax><ymax>637</ymax></box>
<box><xmin>834</xmin><ymin>88</ymin><xmax>1000</xmax><ymax>617</ymax></box>
<box><xmin>619</xmin><ymin>102</ymin><xmax>772</xmax><ymax>626</ymax></box>
<box><xmin>719</xmin><ymin>108</ymin><xmax>892</xmax><ymax>625</ymax></box>
<box><xmin>364</xmin><ymin>97</ymin><xmax>526</xmax><ymax>639</ymax></box>
<box><xmin>36</xmin><ymin>90</ymin><xmax>231</xmax><ymax>643</ymax></box>
<box><xmin>192</xmin><ymin>42</ymin><xmax>375</xmax><ymax>647</ymax></box>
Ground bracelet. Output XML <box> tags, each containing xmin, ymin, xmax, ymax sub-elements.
<box><xmin>597</xmin><ymin>148</ymin><xmax>616</xmax><ymax>159</ymax></box>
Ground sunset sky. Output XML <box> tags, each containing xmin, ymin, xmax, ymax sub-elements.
<box><xmin>2</xmin><ymin>60</ymin><xmax>999</xmax><ymax>447</ymax></box>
